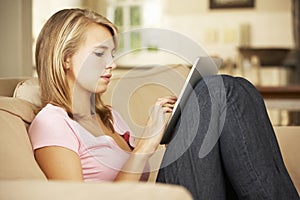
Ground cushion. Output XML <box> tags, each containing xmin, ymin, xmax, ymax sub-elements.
<box><xmin>13</xmin><ymin>78</ymin><xmax>42</xmax><ymax>107</ymax></box>
<box><xmin>0</xmin><ymin>97</ymin><xmax>46</xmax><ymax>180</ymax></box>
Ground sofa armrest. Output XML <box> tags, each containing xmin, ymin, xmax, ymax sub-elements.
<box><xmin>274</xmin><ymin>126</ymin><xmax>300</xmax><ymax>195</ymax></box>
<box><xmin>0</xmin><ymin>180</ymin><xmax>192</xmax><ymax>200</ymax></box>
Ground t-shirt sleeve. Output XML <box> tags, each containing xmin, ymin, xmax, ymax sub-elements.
<box><xmin>111</xmin><ymin>109</ymin><xmax>136</xmax><ymax>147</ymax></box>
<box><xmin>28</xmin><ymin>107</ymin><xmax>80</xmax><ymax>154</ymax></box>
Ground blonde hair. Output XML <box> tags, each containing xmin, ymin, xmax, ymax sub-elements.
<box><xmin>35</xmin><ymin>8</ymin><xmax>117</xmax><ymax>132</ymax></box>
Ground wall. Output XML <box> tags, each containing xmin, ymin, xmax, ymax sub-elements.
<box><xmin>81</xmin><ymin>0</ymin><xmax>107</xmax><ymax>16</ymax></box>
<box><xmin>0</xmin><ymin>0</ymin><xmax>294</xmax><ymax>77</ymax></box>
<box><xmin>32</xmin><ymin>0</ymin><xmax>82</xmax><ymax>49</ymax></box>
<box><xmin>159</xmin><ymin>0</ymin><xmax>294</xmax><ymax>60</ymax></box>
<box><xmin>31</xmin><ymin>0</ymin><xmax>107</xmax><ymax>69</ymax></box>
<box><xmin>0</xmin><ymin>0</ymin><xmax>32</xmax><ymax>77</ymax></box>
<box><xmin>32</xmin><ymin>0</ymin><xmax>107</xmax><ymax>46</ymax></box>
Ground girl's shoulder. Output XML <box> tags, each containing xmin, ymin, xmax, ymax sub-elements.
<box><xmin>35</xmin><ymin>103</ymin><xmax>70</xmax><ymax>121</ymax></box>
<box><xmin>29</xmin><ymin>104</ymin><xmax>80</xmax><ymax>153</ymax></box>
<box><xmin>30</xmin><ymin>103</ymin><xmax>73</xmax><ymax>132</ymax></box>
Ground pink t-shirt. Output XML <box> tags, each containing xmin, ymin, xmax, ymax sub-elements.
<box><xmin>28</xmin><ymin>104</ymin><xmax>135</xmax><ymax>182</ymax></box>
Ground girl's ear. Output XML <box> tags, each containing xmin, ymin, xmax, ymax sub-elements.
<box><xmin>64</xmin><ymin>57</ymin><xmax>71</xmax><ymax>70</ymax></box>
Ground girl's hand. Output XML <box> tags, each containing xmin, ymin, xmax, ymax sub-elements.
<box><xmin>133</xmin><ymin>96</ymin><xmax>177</xmax><ymax>154</ymax></box>
<box><xmin>115</xmin><ymin>96</ymin><xmax>177</xmax><ymax>181</ymax></box>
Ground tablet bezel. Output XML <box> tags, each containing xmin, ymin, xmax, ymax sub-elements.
<box><xmin>160</xmin><ymin>56</ymin><xmax>222</xmax><ymax>144</ymax></box>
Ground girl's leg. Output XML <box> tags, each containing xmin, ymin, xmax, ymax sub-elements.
<box><xmin>157</xmin><ymin>75</ymin><xmax>299</xmax><ymax>199</ymax></box>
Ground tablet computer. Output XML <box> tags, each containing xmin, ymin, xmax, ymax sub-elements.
<box><xmin>160</xmin><ymin>56</ymin><xmax>222</xmax><ymax>144</ymax></box>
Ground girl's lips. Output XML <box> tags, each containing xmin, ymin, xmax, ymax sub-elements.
<box><xmin>100</xmin><ymin>74</ymin><xmax>112</xmax><ymax>82</ymax></box>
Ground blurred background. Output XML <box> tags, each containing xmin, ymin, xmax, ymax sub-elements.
<box><xmin>0</xmin><ymin>0</ymin><xmax>299</xmax><ymax>125</ymax></box>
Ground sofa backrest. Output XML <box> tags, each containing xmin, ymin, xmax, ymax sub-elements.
<box><xmin>0</xmin><ymin>97</ymin><xmax>46</xmax><ymax>180</ymax></box>
<box><xmin>0</xmin><ymin>78</ymin><xmax>29</xmax><ymax>97</ymax></box>
<box><xmin>102</xmin><ymin>64</ymin><xmax>190</xmax><ymax>135</ymax></box>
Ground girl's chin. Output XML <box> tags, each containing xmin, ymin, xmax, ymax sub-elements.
<box><xmin>94</xmin><ymin>86</ymin><xmax>107</xmax><ymax>94</ymax></box>
<box><xmin>93</xmin><ymin>80</ymin><xmax>109</xmax><ymax>93</ymax></box>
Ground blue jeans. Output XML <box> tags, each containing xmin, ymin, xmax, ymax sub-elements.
<box><xmin>157</xmin><ymin>75</ymin><xmax>299</xmax><ymax>199</ymax></box>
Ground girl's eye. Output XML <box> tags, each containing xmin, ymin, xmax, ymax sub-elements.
<box><xmin>94</xmin><ymin>52</ymin><xmax>104</xmax><ymax>57</ymax></box>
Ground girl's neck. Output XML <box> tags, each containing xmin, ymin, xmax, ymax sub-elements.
<box><xmin>71</xmin><ymin>83</ymin><xmax>93</xmax><ymax>117</ymax></box>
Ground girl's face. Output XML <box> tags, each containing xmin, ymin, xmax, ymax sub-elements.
<box><xmin>67</xmin><ymin>23</ymin><xmax>116</xmax><ymax>94</ymax></box>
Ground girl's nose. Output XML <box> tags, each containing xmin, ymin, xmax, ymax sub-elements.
<box><xmin>106</xmin><ymin>61</ymin><xmax>117</xmax><ymax>69</ymax></box>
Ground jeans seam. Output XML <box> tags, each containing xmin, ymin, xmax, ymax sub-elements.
<box><xmin>229</xmin><ymin>89</ymin><xmax>270</xmax><ymax>199</ymax></box>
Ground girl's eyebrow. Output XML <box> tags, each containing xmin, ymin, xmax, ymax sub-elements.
<box><xmin>94</xmin><ymin>45</ymin><xmax>109</xmax><ymax>49</ymax></box>
<box><xmin>94</xmin><ymin>44</ymin><xmax>116</xmax><ymax>52</ymax></box>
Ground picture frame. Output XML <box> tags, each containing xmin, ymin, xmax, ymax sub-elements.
<box><xmin>209</xmin><ymin>0</ymin><xmax>255</xmax><ymax>9</ymax></box>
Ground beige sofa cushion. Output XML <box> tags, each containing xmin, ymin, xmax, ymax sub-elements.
<box><xmin>0</xmin><ymin>97</ymin><xmax>46</xmax><ymax>180</ymax></box>
<box><xmin>13</xmin><ymin>78</ymin><xmax>41</xmax><ymax>107</ymax></box>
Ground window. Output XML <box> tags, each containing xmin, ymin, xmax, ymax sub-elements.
<box><xmin>107</xmin><ymin>0</ymin><xmax>142</xmax><ymax>52</ymax></box>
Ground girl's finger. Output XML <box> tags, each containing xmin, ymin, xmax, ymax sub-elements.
<box><xmin>162</xmin><ymin>103</ymin><xmax>174</xmax><ymax>108</ymax></box>
<box><xmin>156</xmin><ymin>97</ymin><xmax>177</xmax><ymax>106</ymax></box>
<box><xmin>163</xmin><ymin>107</ymin><xmax>173</xmax><ymax>113</ymax></box>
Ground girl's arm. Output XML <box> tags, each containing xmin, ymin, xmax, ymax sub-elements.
<box><xmin>34</xmin><ymin>146</ymin><xmax>84</xmax><ymax>181</ymax></box>
<box><xmin>115</xmin><ymin>96</ymin><xmax>177</xmax><ymax>182</ymax></box>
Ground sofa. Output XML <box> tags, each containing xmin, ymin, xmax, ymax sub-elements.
<box><xmin>0</xmin><ymin>65</ymin><xmax>299</xmax><ymax>198</ymax></box>
<box><xmin>0</xmin><ymin>76</ymin><xmax>192</xmax><ymax>200</ymax></box>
